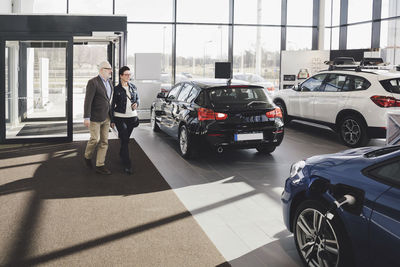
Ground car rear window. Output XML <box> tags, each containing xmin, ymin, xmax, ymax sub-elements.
<box><xmin>208</xmin><ymin>87</ymin><xmax>270</xmax><ymax>104</ymax></box>
<box><xmin>380</xmin><ymin>78</ymin><xmax>400</xmax><ymax>94</ymax></box>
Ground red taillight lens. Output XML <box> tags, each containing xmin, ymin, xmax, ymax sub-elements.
<box><xmin>370</xmin><ymin>95</ymin><xmax>400</xmax><ymax>108</ymax></box>
<box><xmin>266</xmin><ymin>86</ymin><xmax>275</xmax><ymax>91</ymax></box>
<box><xmin>198</xmin><ymin>108</ymin><xmax>228</xmax><ymax>121</ymax></box>
<box><xmin>266</xmin><ymin>107</ymin><xmax>282</xmax><ymax>118</ymax></box>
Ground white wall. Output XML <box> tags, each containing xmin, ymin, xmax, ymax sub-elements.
<box><xmin>0</xmin><ymin>0</ymin><xmax>12</xmax><ymax>13</ymax></box>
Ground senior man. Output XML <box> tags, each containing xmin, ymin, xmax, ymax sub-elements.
<box><xmin>83</xmin><ymin>61</ymin><xmax>115</xmax><ymax>175</ymax></box>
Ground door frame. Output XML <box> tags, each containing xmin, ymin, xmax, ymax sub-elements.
<box><xmin>0</xmin><ymin>35</ymin><xmax>73</xmax><ymax>143</ymax></box>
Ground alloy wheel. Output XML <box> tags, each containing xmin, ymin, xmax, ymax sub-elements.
<box><xmin>296</xmin><ymin>208</ymin><xmax>340</xmax><ymax>267</ymax></box>
<box><xmin>341</xmin><ymin>119</ymin><xmax>361</xmax><ymax>146</ymax></box>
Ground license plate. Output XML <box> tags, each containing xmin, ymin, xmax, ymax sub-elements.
<box><xmin>234</xmin><ymin>132</ymin><xmax>263</xmax><ymax>141</ymax></box>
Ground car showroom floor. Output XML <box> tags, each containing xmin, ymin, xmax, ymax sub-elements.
<box><xmin>133</xmin><ymin>121</ymin><xmax>385</xmax><ymax>267</ymax></box>
<box><xmin>0</xmin><ymin>121</ymin><xmax>385</xmax><ymax>266</ymax></box>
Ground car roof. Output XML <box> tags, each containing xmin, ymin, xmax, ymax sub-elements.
<box><xmin>185</xmin><ymin>78</ymin><xmax>264</xmax><ymax>89</ymax></box>
<box><xmin>317</xmin><ymin>69</ymin><xmax>400</xmax><ymax>80</ymax></box>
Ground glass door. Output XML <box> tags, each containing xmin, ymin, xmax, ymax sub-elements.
<box><xmin>5</xmin><ymin>40</ymin><xmax>70</xmax><ymax>140</ymax></box>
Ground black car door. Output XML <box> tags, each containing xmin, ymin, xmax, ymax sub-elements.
<box><xmin>162</xmin><ymin>83</ymin><xmax>183</xmax><ymax>136</ymax></box>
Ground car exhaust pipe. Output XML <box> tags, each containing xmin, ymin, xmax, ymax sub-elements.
<box><xmin>217</xmin><ymin>146</ymin><xmax>224</xmax><ymax>154</ymax></box>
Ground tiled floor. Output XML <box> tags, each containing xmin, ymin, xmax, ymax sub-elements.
<box><xmin>133</xmin><ymin>121</ymin><xmax>385</xmax><ymax>266</ymax></box>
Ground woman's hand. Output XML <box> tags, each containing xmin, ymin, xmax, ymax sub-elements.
<box><xmin>131</xmin><ymin>103</ymin><xmax>138</xmax><ymax>110</ymax></box>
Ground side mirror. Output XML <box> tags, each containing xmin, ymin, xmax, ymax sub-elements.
<box><xmin>157</xmin><ymin>92</ymin><xmax>166</xmax><ymax>98</ymax></box>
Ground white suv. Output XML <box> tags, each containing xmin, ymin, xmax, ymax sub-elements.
<box><xmin>273</xmin><ymin>69</ymin><xmax>400</xmax><ymax>147</ymax></box>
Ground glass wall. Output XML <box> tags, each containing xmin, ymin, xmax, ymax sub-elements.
<box><xmin>177</xmin><ymin>0</ymin><xmax>229</xmax><ymax>23</ymax></box>
<box><xmin>233</xmin><ymin>26</ymin><xmax>280</xmax><ymax>89</ymax></box>
<box><xmin>115</xmin><ymin>0</ymin><xmax>173</xmax><ymax>22</ymax></box>
<box><xmin>32</xmin><ymin>0</ymin><xmax>67</xmax><ymax>14</ymax></box>
<box><xmin>347</xmin><ymin>0</ymin><xmax>373</xmax><ymax>23</ymax></box>
<box><xmin>176</xmin><ymin>25</ymin><xmax>228</xmax><ymax>79</ymax></box>
<box><xmin>287</xmin><ymin>0</ymin><xmax>313</xmax><ymax>26</ymax></box>
<box><xmin>286</xmin><ymin>28</ymin><xmax>313</xmax><ymax>51</ymax></box>
<box><xmin>234</xmin><ymin>0</ymin><xmax>281</xmax><ymax>25</ymax></box>
<box><xmin>347</xmin><ymin>23</ymin><xmax>372</xmax><ymax>49</ymax></box>
<box><xmin>68</xmin><ymin>0</ymin><xmax>113</xmax><ymax>15</ymax></box>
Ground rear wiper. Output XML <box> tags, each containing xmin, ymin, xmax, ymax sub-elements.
<box><xmin>247</xmin><ymin>101</ymin><xmax>268</xmax><ymax>106</ymax></box>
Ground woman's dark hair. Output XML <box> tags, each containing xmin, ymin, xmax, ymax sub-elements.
<box><xmin>119</xmin><ymin>66</ymin><xmax>130</xmax><ymax>77</ymax></box>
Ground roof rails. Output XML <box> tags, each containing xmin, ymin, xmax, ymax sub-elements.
<box><xmin>324</xmin><ymin>57</ymin><xmax>394</xmax><ymax>72</ymax></box>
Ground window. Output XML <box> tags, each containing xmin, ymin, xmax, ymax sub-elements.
<box><xmin>234</xmin><ymin>0</ymin><xmax>281</xmax><ymax>25</ymax></box>
<box><xmin>233</xmin><ymin>26</ymin><xmax>281</xmax><ymax>89</ymax></box>
<box><xmin>177</xmin><ymin>0</ymin><xmax>229</xmax><ymax>23</ymax></box>
<box><xmin>287</xmin><ymin>0</ymin><xmax>313</xmax><ymax>26</ymax></box>
<box><xmin>322</xmin><ymin>74</ymin><xmax>347</xmax><ymax>92</ymax></box>
<box><xmin>301</xmin><ymin>74</ymin><xmax>326</xmax><ymax>92</ymax></box>
<box><xmin>380</xmin><ymin>79</ymin><xmax>400</xmax><ymax>94</ymax></box>
<box><xmin>68</xmin><ymin>0</ymin><xmax>113</xmax><ymax>14</ymax></box>
<box><xmin>176</xmin><ymin>25</ymin><xmax>228</xmax><ymax>79</ymax></box>
<box><xmin>347</xmin><ymin>23</ymin><xmax>372</xmax><ymax>49</ymax></box>
<box><xmin>348</xmin><ymin>0</ymin><xmax>373</xmax><ymax>24</ymax></box>
<box><xmin>177</xmin><ymin>83</ymin><xmax>193</xmax><ymax>101</ymax></box>
<box><xmin>115</xmin><ymin>0</ymin><xmax>173</xmax><ymax>22</ymax></box>
<box><xmin>32</xmin><ymin>0</ymin><xmax>67</xmax><ymax>13</ymax></box>
<box><xmin>286</xmin><ymin>27</ymin><xmax>313</xmax><ymax>51</ymax></box>
<box><xmin>208</xmin><ymin>87</ymin><xmax>269</xmax><ymax>103</ymax></box>
<box><xmin>186</xmin><ymin>87</ymin><xmax>200</xmax><ymax>103</ymax></box>
<box><xmin>370</xmin><ymin>159</ymin><xmax>400</xmax><ymax>185</ymax></box>
<box><xmin>194</xmin><ymin>90</ymin><xmax>205</xmax><ymax>106</ymax></box>
<box><xmin>167</xmin><ymin>84</ymin><xmax>182</xmax><ymax>99</ymax></box>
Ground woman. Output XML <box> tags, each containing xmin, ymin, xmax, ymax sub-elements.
<box><xmin>111</xmin><ymin>66</ymin><xmax>140</xmax><ymax>174</ymax></box>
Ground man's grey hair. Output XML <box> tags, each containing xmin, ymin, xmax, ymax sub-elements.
<box><xmin>98</xmin><ymin>61</ymin><xmax>111</xmax><ymax>71</ymax></box>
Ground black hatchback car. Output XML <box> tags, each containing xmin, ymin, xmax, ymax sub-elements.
<box><xmin>150</xmin><ymin>79</ymin><xmax>284</xmax><ymax>158</ymax></box>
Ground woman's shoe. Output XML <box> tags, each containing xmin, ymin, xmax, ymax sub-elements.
<box><xmin>124</xmin><ymin>167</ymin><xmax>133</xmax><ymax>175</ymax></box>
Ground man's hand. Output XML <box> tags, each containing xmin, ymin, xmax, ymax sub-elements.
<box><xmin>84</xmin><ymin>119</ymin><xmax>90</xmax><ymax>128</ymax></box>
<box><xmin>110</xmin><ymin>123</ymin><xmax>115</xmax><ymax>129</ymax></box>
<box><xmin>131</xmin><ymin>103</ymin><xmax>138</xmax><ymax>110</ymax></box>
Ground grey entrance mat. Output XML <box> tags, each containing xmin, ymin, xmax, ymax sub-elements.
<box><xmin>0</xmin><ymin>139</ymin><xmax>228</xmax><ymax>266</ymax></box>
<box><xmin>16</xmin><ymin>123</ymin><xmax>110</xmax><ymax>136</ymax></box>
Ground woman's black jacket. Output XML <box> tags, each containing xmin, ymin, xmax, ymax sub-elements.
<box><xmin>111</xmin><ymin>82</ymin><xmax>140</xmax><ymax>122</ymax></box>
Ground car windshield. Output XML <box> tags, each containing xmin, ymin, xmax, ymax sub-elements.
<box><xmin>208</xmin><ymin>87</ymin><xmax>272</xmax><ymax>107</ymax></box>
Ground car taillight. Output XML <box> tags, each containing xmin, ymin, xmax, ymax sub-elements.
<box><xmin>266</xmin><ymin>107</ymin><xmax>282</xmax><ymax>118</ymax></box>
<box><xmin>161</xmin><ymin>88</ymin><xmax>169</xmax><ymax>93</ymax></box>
<box><xmin>370</xmin><ymin>95</ymin><xmax>400</xmax><ymax>107</ymax></box>
<box><xmin>266</xmin><ymin>86</ymin><xmax>275</xmax><ymax>91</ymax></box>
<box><xmin>198</xmin><ymin>108</ymin><xmax>228</xmax><ymax>121</ymax></box>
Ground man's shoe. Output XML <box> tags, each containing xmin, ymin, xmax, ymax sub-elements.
<box><xmin>84</xmin><ymin>157</ymin><xmax>93</xmax><ymax>169</ymax></box>
<box><xmin>123</xmin><ymin>167</ymin><xmax>133</xmax><ymax>175</ymax></box>
<box><xmin>95</xmin><ymin>166</ymin><xmax>112</xmax><ymax>175</ymax></box>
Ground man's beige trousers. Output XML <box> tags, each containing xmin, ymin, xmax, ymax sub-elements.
<box><xmin>84</xmin><ymin>117</ymin><xmax>110</xmax><ymax>167</ymax></box>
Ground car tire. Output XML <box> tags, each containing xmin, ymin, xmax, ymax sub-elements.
<box><xmin>293</xmin><ymin>200</ymin><xmax>353</xmax><ymax>267</ymax></box>
<box><xmin>275</xmin><ymin>100</ymin><xmax>291</xmax><ymax>123</ymax></box>
<box><xmin>339</xmin><ymin>115</ymin><xmax>369</xmax><ymax>148</ymax></box>
<box><xmin>256</xmin><ymin>145</ymin><xmax>276</xmax><ymax>154</ymax></box>
<box><xmin>179</xmin><ymin>125</ymin><xmax>193</xmax><ymax>159</ymax></box>
<box><xmin>150</xmin><ymin>108</ymin><xmax>160</xmax><ymax>132</ymax></box>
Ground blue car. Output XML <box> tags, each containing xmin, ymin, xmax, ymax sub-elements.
<box><xmin>282</xmin><ymin>146</ymin><xmax>400</xmax><ymax>267</ymax></box>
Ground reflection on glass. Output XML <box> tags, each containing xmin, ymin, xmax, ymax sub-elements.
<box><xmin>115</xmin><ymin>0</ymin><xmax>173</xmax><ymax>22</ymax></box>
<box><xmin>286</xmin><ymin>27</ymin><xmax>312</xmax><ymax>50</ymax></box>
<box><xmin>69</xmin><ymin>0</ymin><xmax>113</xmax><ymax>15</ymax></box>
<box><xmin>32</xmin><ymin>0</ymin><xmax>67</xmax><ymax>14</ymax></box>
<box><xmin>176</xmin><ymin>25</ymin><xmax>228</xmax><ymax>79</ymax></box>
<box><xmin>287</xmin><ymin>0</ymin><xmax>313</xmax><ymax>26</ymax></box>
<box><xmin>177</xmin><ymin>0</ymin><xmax>229</xmax><ymax>23</ymax></box>
<box><xmin>234</xmin><ymin>0</ymin><xmax>281</xmax><ymax>25</ymax></box>
<box><xmin>348</xmin><ymin>0</ymin><xmax>372</xmax><ymax>23</ymax></box>
<box><xmin>347</xmin><ymin>23</ymin><xmax>371</xmax><ymax>49</ymax></box>
<box><xmin>73</xmin><ymin>45</ymin><xmax>108</xmax><ymax>120</ymax></box>
<box><xmin>5</xmin><ymin>41</ymin><xmax>68</xmax><ymax>139</ymax></box>
<box><xmin>380</xmin><ymin>19</ymin><xmax>400</xmax><ymax>65</ymax></box>
<box><xmin>382</xmin><ymin>0</ymin><xmax>400</xmax><ymax>19</ymax></box>
<box><xmin>233</xmin><ymin>26</ymin><xmax>280</xmax><ymax>90</ymax></box>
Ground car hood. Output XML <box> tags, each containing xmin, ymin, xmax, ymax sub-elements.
<box><xmin>305</xmin><ymin>146</ymin><xmax>381</xmax><ymax>168</ymax></box>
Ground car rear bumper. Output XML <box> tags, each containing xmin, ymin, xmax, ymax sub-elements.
<box><xmin>202</xmin><ymin>127</ymin><xmax>284</xmax><ymax>149</ymax></box>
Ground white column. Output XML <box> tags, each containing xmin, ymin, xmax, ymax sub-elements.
<box><xmin>318</xmin><ymin>0</ymin><xmax>326</xmax><ymax>50</ymax></box>
<box><xmin>8</xmin><ymin>43</ymin><xmax>19</xmax><ymax>128</ymax></box>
